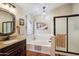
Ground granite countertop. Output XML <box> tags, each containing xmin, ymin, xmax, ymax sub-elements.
<box><xmin>0</xmin><ymin>35</ymin><xmax>26</xmax><ymax>49</ymax></box>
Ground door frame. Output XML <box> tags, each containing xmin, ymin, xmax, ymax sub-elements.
<box><xmin>53</xmin><ymin>14</ymin><xmax>79</xmax><ymax>55</ymax></box>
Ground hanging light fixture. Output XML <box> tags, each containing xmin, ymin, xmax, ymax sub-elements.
<box><xmin>42</xmin><ymin>6</ymin><xmax>46</xmax><ymax>15</ymax></box>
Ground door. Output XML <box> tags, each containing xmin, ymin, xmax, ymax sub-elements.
<box><xmin>68</xmin><ymin>16</ymin><xmax>79</xmax><ymax>53</ymax></box>
<box><xmin>55</xmin><ymin>17</ymin><xmax>67</xmax><ymax>51</ymax></box>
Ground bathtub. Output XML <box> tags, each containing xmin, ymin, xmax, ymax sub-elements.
<box><xmin>26</xmin><ymin>34</ymin><xmax>54</xmax><ymax>55</ymax></box>
<box><xmin>27</xmin><ymin>40</ymin><xmax>51</xmax><ymax>55</ymax></box>
<box><xmin>27</xmin><ymin>40</ymin><xmax>51</xmax><ymax>47</ymax></box>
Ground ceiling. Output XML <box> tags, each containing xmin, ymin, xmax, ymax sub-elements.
<box><xmin>16</xmin><ymin>3</ymin><xmax>67</xmax><ymax>16</ymax></box>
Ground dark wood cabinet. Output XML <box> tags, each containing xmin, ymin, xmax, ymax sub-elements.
<box><xmin>0</xmin><ymin>40</ymin><xmax>26</xmax><ymax>56</ymax></box>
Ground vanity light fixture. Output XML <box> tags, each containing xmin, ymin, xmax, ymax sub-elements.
<box><xmin>2</xmin><ymin>3</ymin><xmax>16</xmax><ymax>8</ymax></box>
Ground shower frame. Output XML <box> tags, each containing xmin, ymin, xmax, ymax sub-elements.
<box><xmin>53</xmin><ymin>14</ymin><xmax>79</xmax><ymax>55</ymax></box>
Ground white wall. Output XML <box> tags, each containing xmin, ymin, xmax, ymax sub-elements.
<box><xmin>52</xmin><ymin>4</ymin><xmax>73</xmax><ymax>16</ymax></box>
<box><xmin>14</xmin><ymin>4</ymin><xmax>26</xmax><ymax>35</ymax></box>
<box><xmin>29</xmin><ymin>4</ymin><xmax>73</xmax><ymax>42</ymax></box>
<box><xmin>51</xmin><ymin>3</ymin><xmax>73</xmax><ymax>35</ymax></box>
<box><xmin>32</xmin><ymin>14</ymin><xmax>52</xmax><ymax>42</ymax></box>
<box><xmin>34</xmin><ymin>15</ymin><xmax>51</xmax><ymax>34</ymax></box>
<box><xmin>27</xmin><ymin>14</ymin><xmax>34</xmax><ymax>35</ymax></box>
<box><xmin>72</xmin><ymin>3</ymin><xmax>79</xmax><ymax>14</ymax></box>
<box><xmin>50</xmin><ymin>4</ymin><xmax>73</xmax><ymax>36</ymax></box>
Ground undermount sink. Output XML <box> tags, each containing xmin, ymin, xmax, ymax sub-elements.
<box><xmin>2</xmin><ymin>39</ymin><xmax>18</xmax><ymax>45</ymax></box>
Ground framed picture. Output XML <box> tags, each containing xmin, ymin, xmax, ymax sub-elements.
<box><xmin>36</xmin><ymin>22</ymin><xmax>48</xmax><ymax>30</ymax></box>
<box><xmin>19</xmin><ymin>18</ymin><xmax>24</xmax><ymax>26</ymax></box>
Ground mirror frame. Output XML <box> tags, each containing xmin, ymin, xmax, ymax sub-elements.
<box><xmin>0</xmin><ymin>8</ymin><xmax>15</xmax><ymax>36</ymax></box>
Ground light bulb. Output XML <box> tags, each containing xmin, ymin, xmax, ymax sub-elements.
<box><xmin>43</xmin><ymin>12</ymin><xmax>46</xmax><ymax>15</ymax></box>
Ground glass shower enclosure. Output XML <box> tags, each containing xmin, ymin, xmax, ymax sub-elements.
<box><xmin>54</xmin><ymin>14</ymin><xmax>79</xmax><ymax>54</ymax></box>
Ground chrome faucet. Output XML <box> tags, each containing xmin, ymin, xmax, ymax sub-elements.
<box><xmin>49</xmin><ymin>37</ymin><xmax>52</xmax><ymax>43</ymax></box>
<box><xmin>33</xmin><ymin>37</ymin><xmax>36</xmax><ymax>40</ymax></box>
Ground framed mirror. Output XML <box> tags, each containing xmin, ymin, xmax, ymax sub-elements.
<box><xmin>0</xmin><ymin>9</ymin><xmax>15</xmax><ymax>36</ymax></box>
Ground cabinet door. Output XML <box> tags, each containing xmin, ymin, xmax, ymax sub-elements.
<box><xmin>6</xmin><ymin>48</ymin><xmax>22</xmax><ymax>56</ymax></box>
<box><xmin>68</xmin><ymin>17</ymin><xmax>79</xmax><ymax>53</ymax></box>
<box><xmin>55</xmin><ymin>18</ymin><xmax>67</xmax><ymax>51</ymax></box>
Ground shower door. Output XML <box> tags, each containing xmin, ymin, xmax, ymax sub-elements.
<box><xmin>68</xmin><ymin>16</ymin><xmax>79</xmax><ymax>53</ymax></box>
<box><xmin>55</xmin><ymin>17</ymin><xmax>67</xmax><ymax>51</ymax></box>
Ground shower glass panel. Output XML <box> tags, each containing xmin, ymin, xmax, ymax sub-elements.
<box><xmin>55</xmin><ymin>18</ymin><xmax>67</xmax><ymax>51</ymax></box>
<box><xmin>68</xmin><ymin>16</ymin><xmax>79</xmax><ymax>53</ymax></box>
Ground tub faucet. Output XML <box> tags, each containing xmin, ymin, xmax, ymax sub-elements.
<box><xmin>33</xmin><ymin>37</ymin><xmax>36</xmax><ymax>40</ymax></box>
<box><xmin>49</xmin><ymin>37</ymin><xmax>52</xmax><ymax>43</ymax></box>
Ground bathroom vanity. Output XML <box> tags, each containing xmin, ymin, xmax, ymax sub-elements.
<box><xmin>0</xmin><ymin>7</ymin><xmax>26</xmax><ymax>56</ymax></box>
<box><xmin>0</xmin><ymin>36</ymin><xmax>26</xmax><ymax>56</ymax></box>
